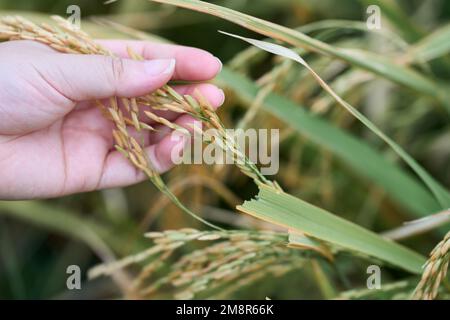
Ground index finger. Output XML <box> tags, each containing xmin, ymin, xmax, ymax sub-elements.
<box><xmin>96</xmin><ymin>40</ymin><xmax>222</xmax><ymax>81</ymax></box>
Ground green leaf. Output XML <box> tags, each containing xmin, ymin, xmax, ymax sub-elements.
<box><xmin>218</xmin><ymin>67</ymin><xmax>441</xmax><ymax>218</ymax></box>
<box><xmin>218</xmin><ymin>32</ymin><xmax>450</xmax><ymax>210</ymax></box>
<box><xmin>238</xmin><ymin>185</ymin><xmax>426</xmax><ymax>274</ymax></box>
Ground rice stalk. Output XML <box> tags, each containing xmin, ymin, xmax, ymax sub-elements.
<box><xmin>413</xmin><ymin>230</ymin><xmax>450</xmax><ymax>300</ymax></box>
<box><xmin>0</xmin><ymin>15</ymin><xmax>281</xmax><ymax>229</ymax></box>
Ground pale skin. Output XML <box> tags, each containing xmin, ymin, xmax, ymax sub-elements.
<box><xmin>0</xmin><ymin>40</ymin><xmax>224</xmax><ymax>199</ymax></box>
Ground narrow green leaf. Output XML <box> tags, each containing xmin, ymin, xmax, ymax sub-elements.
<box><xmin>238</xmin><ymin>186</ymin><xmax>426</xmax><ymax>274</ymax></box>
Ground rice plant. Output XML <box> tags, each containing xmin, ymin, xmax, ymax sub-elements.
<box><xmin>0</xmin><ymin>0</ymin><xmax>449</xmax><ymax>300</ymax></box>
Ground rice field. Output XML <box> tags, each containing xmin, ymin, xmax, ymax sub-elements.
<box><xmin>0</xmin><ymin>0</ymin><xmax>449</xmax><ymax>300</ymax></box>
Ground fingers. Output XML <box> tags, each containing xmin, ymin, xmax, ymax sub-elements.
<box><xmin>98</xmin><ymin>114</ymin><xmax>198</xmax><ymax>189</ymax></box>
<box><xmin>39</xmin><ymin>53</ymin><xmax>176</xmax><ymax>101</ymax></box>
<box><xmin>97</xmin><ymin>40</ymin><xmax>222</xmax><ymax>81</ymax></box>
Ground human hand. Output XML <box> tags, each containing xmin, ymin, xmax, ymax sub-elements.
<box><xmin>0</xmin><ymin>40</ymin><xmax>223</xmax><ymax>199</ymax></box>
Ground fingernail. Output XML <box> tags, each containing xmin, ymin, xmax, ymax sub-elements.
<box><xmin>143</xmin><ymin>59</ymin><xmax>176</xmax><ymax>76</ymax></box>
<box><xmin>214</xmin><ymin>56</ymin><xmax>223</xmax><ymax>72</ymax></box>
<box><xmin>217</xmin><ymin>89</ymin><xmax>225</xmax><ymax>106</ymax></box>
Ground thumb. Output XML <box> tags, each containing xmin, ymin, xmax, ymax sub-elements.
<box><xmin>43</xmin><ymin>54</ymin><xmax>175</xmax><ymax>101</ymax></box>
